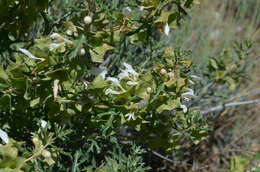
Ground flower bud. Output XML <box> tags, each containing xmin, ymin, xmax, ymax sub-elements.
<box><xmin>79</xmin><ymin>48</ymin><xmax>86</xmax><ymax>56</ymax></box>
<box><xmin>84</xmin><ymin>16</ymin><xmax>92</xmax><ymax>25</ymax></box>
<box><xmin>73</xmin><ymin>32</ymin><xmax>79</xmax><ymax>37</ymax></box>
<box><xmin>32</xmin><ymin>137</ymin><xmax>40</xmax><ymax>145</ymax></box>
<box><xmin>42</xmin><ymin>150</ymin><xmax>51</xmax><ymax>158</ymax></box>
<box><xmin>160</xmin><ymin>68</ymin><xmax>167</xmax><ymax>75</ymax></box>
<box><xmin>146</xmin><ymin>87</ymin><xmax>152</xmax><ymax>93</ymax></box>
<box><xmin>66</xmin><ymin>30</ymin><xmax>73</xmax><ymax>36</ymax></box>
<box><xmin>168</xmin><ymin>72</ymin><xmax>174</xmax><ymax>79</ymax></box>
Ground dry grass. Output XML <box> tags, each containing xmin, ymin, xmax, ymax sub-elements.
<box><xmin>170</xmin><ymin>0</ymin><xmax>260</xmax><ymax>171</ymax></box>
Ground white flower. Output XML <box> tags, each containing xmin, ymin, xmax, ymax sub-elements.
<box><xmin>19</xmin><ymin>48</ymin><xmax>45</xmax><ymax>61</ymax></box>
<box><xmin>125</xmin><ymin>112</ymin><xmax>136</xmax><ymax>121</ymax></box>
<box><xmin>50</xmin><ymin>33</ymin><xmax>61</xmax><ymax>39</ymax></box>
<box><xmin>122</xmin><ymin>62</ymin><xmax>138</xmax><ymax>76</ymax></box>
<box><xmin>82</xmin><ymin>80</ymin><xmax>89</xmax><ymax>88</ymax></box>
<box><xmin>49</xmin><ymin>42</ymin><xmax>65</xmax><ymax>51</ymax></box>
<box><xmin>118</xmin><ymin>71</ymin><xmax>129</xmax><ymax>80</ymax></box>
<box><xmin>50</xmin><ymin>33</ymin><xmax>73</xmax><ymax>44</ymax></box>
<box><xmin>127</xmin><ymin>81</ymin><xmax>138</xmax><ymax>85</ymax></box>
<box><xmin>118</xmin><ymin>62</ymin><xmax>138</xmax><ymax>80</ymax></box>
<box><xmin>164</xmin><ymin>23</ymin><xmax>170</xmax><ymax>36</ymax></box>
<box><xmin>180</xmin><ymin>104</ymin><xmax>188</xmax><ymax>113</ymax></box>
<box><xmin>40</xmin><ymin>120</ymin><xmax>47</xmax><ymax>128</ymax></box>
<box><xmin>188</xmin><ymin>79</ymin><xmax>195</xmax><ymax>85</ymax></box>
<box><xmin>183</xmin><ymin>97</ymin><xmax>191</xmax><ymax>102</ymax></box>
<box><xmin>139</xmin><ymin>6</ymin><xmax>145</xmax><ymax>11</ymax></box>
<box><xmin>181</xmin><ymin>88</ymin><xmax>195</xmax><ymax>98</ymax></box>
<box><xmin>0</xmin><ymin>129</ymin><xmax>9</xmax><ymax>144</ymax></box>
<box><xmin>99</xmin><ymin>68</ymin><xmax>108</xmax><ymax>79</ymax></box>
<box><xmin>190</xmin><ymin>75</ymin><xmax>201</xmax><ymax>80</ymax></box>
<box><xmin>105</xmin><ymin>88</ymin><xmax>123</xmax><ymax>95</ymax></box>
<box><xmin>107</xmin><ymin>77</ymin><xmax>121</xmax><ymax>87</ymax></box>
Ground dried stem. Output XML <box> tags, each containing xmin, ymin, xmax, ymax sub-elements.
<box><xmin>201</xmin><ymin>99</ymin><xmax>260</xmax><ymax>115</ymax></box>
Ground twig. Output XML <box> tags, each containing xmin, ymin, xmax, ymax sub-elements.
<box><xmin>149</xmin><ymin>149</ymin><xmax>190</xmax><ymax>166</ymax></box>
<box><xmin>201</xmin><ymin>99</ymin><xmax>260</xmax><ymax>115</ymax></box>
<box><xmin>150</xmin><ymin>149</ymin><xmax>176</xmax><ymax>164</ymax></box>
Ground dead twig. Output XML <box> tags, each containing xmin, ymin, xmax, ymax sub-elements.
<box><xmin>201</xmin><ymin>99</ymin><xmax>260</xmax><ymax>115</ymax></box>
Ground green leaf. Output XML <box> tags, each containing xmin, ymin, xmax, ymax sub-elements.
<box><xmin>230</xmin><ymin>156</ymin><xmax>250</xmax><ymax>172</ymax></box>
<box><xmin>168</xmin><ymin>12</ymin><xmax>179</xmax><ymax>26</ymax></box>
<box><xmin>45</xmin><ymin>68</ymin><xmax>68</xmax><ymax>81</ymax></box>
<box><xmin>0</xmin><ymin>67</ymin><xmax>9</xmax><ymax>81</ymax></box>
<box><xmin>156</xmin><ymin>98</ymin><xmax>181</xmax><ymax>113</ymax></box>
<box><xmin>210</xmin><ymin>59</ymin><xmax>218</xmax><ymax>70</ymax></box>
<box><xmin>91</xmin><ymin>76</ymin><xmax>108</xmax><ymax>89</ymax></box>
<box><xmin>30</xmin><ymin>97</ymin><xmax>40</xmax><ymax>108</ymax></box>
<box><xmin>67</xmin><ymin>108</ymin><xmax>76</xmax><ymax>116</ymax></box>
<box><xmin>90</xmin><ymin>44</ymin><xmax>113</xmax><ymax>63</ymax></box>
<box><xmin>0</xmin><ymin>95</ymin><xmax>11</xmax><ymax>110</ymax></box>
<box><xmin>155</xmin><ymin>11</ymin><xmax>172</xmax><ymax>23</ymax></box>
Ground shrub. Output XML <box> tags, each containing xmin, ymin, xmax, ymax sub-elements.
<box><xmin>0</xmin><ymin>0</ymin><xmax>252</xmax><ymax>171</ymax></box>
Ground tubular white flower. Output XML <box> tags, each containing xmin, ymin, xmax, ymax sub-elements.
<box><xmin>180</xmin><ymin>105</ymin><xmax>188</xmax><ymax>113</ymax></box>
<box><xmin>139</xmin><ymin>6</ymin><xmax>145</xmax><ymax>11</ymax></box>
<box><xmin>40</xmin><ymin>120</ymin><xmax>47</xmax><ymax>128</ymax></box>
<box><xmin>19</xmin><ymin>48</ymin><xmax>45</xmax><ymax>61</ymax></box>
<box><xmin>122</xmin><ymin>62</ymin><xmax>138</xmax><ymax>76</ymax></box>
<box><xmin>83</xmin><ymin>80</ymin><xmax>89</xmax><ymax>88</ymax></box>
<box><xmin>99</xmin><ymin>68</ymin><xmax>108</xmax><ymax>79</ymax></box>
<box><xmin>181</xmin><ymin>88</ymin><xmax>195</xmax><ymax>98</ymax></box>
<box><xmin>190</xmin><ymin>75</ymin><xmax>201</xmax><ymax>80</ymax></box>
<box><xmin>118</xmin><ymin>62</ymin><xmax>139</xmax><ymax>80</ymax></box>
<box><xmin>50</xmin><ymin>33</ymin><xmax>73</xmax><ymax>44</ymax></box>
<box><xmin>188</xmin><ymin>79</ymin><xmax>195</xmax><ymax>85</ymax></box>
<box><xmin>0</xmin><ymin>129</ymin><xmax>9</xmax><ymax>144</ymax></box>
<box><xmin>127</xmin><ymin>81</ymin><xmax>138</xmax><ymax>85</ymax></box>
<box><xmin>118</xmin><ymin>71</ymin><xmax>129</xmax><ymax>80</ymax></box>
<box><xmin>183</xmin><ymin>97</ymin><xmax>191</xmax><ymax>102</ymax></box>
<box><xmin>105</xmin><ymin>88</ymin><xmax>123</xmax><ymax>95</ymax></box>
<box><xmin>50</xmin><ymin>33</ymin><xmax>61</xmax><ymax>39</ymax></box>
<box><xmin>164</xmin><ymin>23</ymin><xmax>170</xmax><ymax>36</ymax></box>
<box><xmin>49</xmin><ymin>42</ymin><xmax>65</xmax><ymax>51</ymax></box>
<box><xmin>125</xmin><ymin>112</ymin><xmax>136</xmax><ymax>121</ymax></box>
<box><xmin>107</xmin><ymin>77</ymin><xmax>121</xmax><ymax>87</ymax></box>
